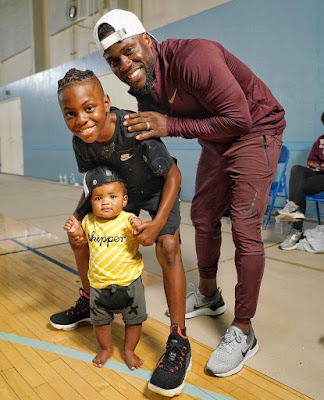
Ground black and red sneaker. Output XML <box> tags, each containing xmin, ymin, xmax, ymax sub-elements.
<box><xmin>50</xmin><ymin>288</ymin><xmax>90</xmax><ymax>331</ymax></box>
<box><xmin>148</xmin><ymin>324</ymin><xmax>191</xmax><ymax>397</ymax></box>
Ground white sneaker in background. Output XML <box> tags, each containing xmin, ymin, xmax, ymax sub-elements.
<box><xmin>276</xmin><ymin>200</ymin><xmax>305</xmax><ymax>221</ymax></box>
<box><xmin>279</xmin><ymin>229</ymin><xmax>303</xmax><ymax>250</ymax></box>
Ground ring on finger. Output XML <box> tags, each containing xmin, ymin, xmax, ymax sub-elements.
<box><xmin>146</xmin><ymin>121</ymin><xmax>151</xmax><ymax>130</ymax></box>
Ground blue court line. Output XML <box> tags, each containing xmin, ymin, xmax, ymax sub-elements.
<box><xmin>0</xmin><ymin>249</ymin><xmax>29</xmax><ymax>256</ymax></box>
<box><xmin>0</xmin><ymin>332</ymin><xmax>233</xmax><ymax>400</ymax></box>
<box><xmin>0</xmin><ymin>240</ymin><xmax>69</xmax><ymax>257</ymax></box>
<box><xmin>0</xmin><ymin>232</ymin><xmax>51</xmax><ymax>242</ymax></box>
<box><xmin>10</xmin><ymin>238</ymin><xmax>78</xmax><ymax>275</ymax></box>
<box><xmin>0</xmin><ymin>232</ymin><xmax>68</xmax><ymax>249</ymax></box>
<box><xmin>34</xmin><ymin>242</ymin><xmax>69</xmax><ymax>250</ymax></box>
<box><xmin>0</xmin><ymin>231</ymin><xmax>76</xmax><ymax>274</ymax></box>
<box><xmin>0</xmin><ymin>243</ymin><xmax>69</xmax><ymax>257</ymax></box>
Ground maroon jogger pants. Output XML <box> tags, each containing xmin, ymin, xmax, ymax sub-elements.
<box><xmin>191</xmin><ymin>134</ymin><xmax>282</xmax><ymax>324</ymax></box>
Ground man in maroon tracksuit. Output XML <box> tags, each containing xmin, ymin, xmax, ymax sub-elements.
<box><xmin>93</xmin><ymin>9</ymin><xmax>286</xmax><ymax>384</ymax></box>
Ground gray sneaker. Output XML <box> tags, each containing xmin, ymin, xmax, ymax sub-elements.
<box><xmin>276</xmin><ymin>200</ymin><xmax>305</xmax><ymax>221</ymax></box>
<box><xmin>206</xmin><ymin>324</ymin><xmax>258</xmax><ymax>377</ymax></box>
<box><xmin>165</xmin><ymin>286</ymin><xmax>226</xmax><ymax>319</ymax></box>
<box><xmin>185</xmin><ymin>286</ymin><xmax>226</xmax><ymax>319</ymax></box>
<box><xmin>279</xmin><ymin>229</ymin><xmax>303</xmax><ymax>250</ymax></box>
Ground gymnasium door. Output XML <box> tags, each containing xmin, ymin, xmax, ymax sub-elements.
<box><xmin>0</xmin><ymin>97</ymin><xmax>24</xmax><ymax>175</ymax></box>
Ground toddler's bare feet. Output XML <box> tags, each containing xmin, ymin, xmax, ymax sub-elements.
<box><xmin>122</xmin><ymin>350</ymin><xmax>144</xmax><ymax>370</ymax></box>
<box><xmin>93</xmin><ymin>348</ymin><xmax>114</xmax><ymax>368</ymax></box>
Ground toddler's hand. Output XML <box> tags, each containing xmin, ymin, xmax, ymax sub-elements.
<box><xmin>64</xmin><ymin>216</ymin><xmax>87</xmax><ymax>246</ymax></box>
<box><xmin>128</xmin><ymin>216</ymin><xmax>142</xmax><ymax>236</ymax></box>
<box><xmin>64</xmin><ymin>215</ymin><xmax>79</xmax><ymax>234</ymax></box>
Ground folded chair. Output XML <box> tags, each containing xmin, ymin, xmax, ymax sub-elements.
<box><xmin>306</xmin><ymin>191</ymin><xmax>324</xmax><ymax>225</ymax></box>
<box><xmin>263</xmin><ymin>145</ymin><xmax>290</xmax><ymax>228</ymax></box>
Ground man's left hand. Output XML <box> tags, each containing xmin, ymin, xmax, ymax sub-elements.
<box><xmin>123</xmin><ymin>111</ymin><xmax>167</xmax><ymax>140</ymax></box>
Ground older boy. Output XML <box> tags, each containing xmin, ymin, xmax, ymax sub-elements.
<box><xmin>51</xmin><ymin>68</ymin><xmax>191</xmax><ymax>397</ymax></box>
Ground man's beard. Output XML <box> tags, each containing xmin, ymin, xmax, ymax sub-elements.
<box><xmin>130</xmin><ymin>64</ymin><xmax>155</xmax><ymax>96</ymax></box>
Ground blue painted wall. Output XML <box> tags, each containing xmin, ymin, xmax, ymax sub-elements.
<box><xmin>0</xmin><ymin>0</ymin><xmax>323</xmax><ymax>217</ymax></box>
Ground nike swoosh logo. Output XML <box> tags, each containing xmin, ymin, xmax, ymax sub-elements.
<box><xmin>194</xmin><ymin>303</ymin><xmax>213</xmax><ymax>310</ymax></box>
<box><xmin>168</xmin><ymin>88</ymin><xmax>177</xmax><ymax>104</ymax></box>
<box><xmin>241</xmin><ymin>346</ymin><xmax>251</xmax><ymax>358</ymax></box>
<box><xmin>243</xmin><ymin>191</ymin><xmax>257</xmax><ymax>216</ymax></box>
<box><xmin>120</xmin><ymin>153</ymin><xmax>133</xmax><ymax>161</ymax></box>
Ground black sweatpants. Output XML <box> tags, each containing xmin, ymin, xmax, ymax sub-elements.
<box><xmin>289</xmin><ymin>165</ymin><xmax>324</xmax><ymax>230</ymax></box>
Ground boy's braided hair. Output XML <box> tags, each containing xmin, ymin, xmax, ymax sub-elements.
<box><xmin>58</xmin><ymin>68</ymin><xmax>100</xmax><ymax>92</ymax></box>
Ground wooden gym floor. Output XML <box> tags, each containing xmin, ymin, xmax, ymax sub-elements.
<box><xmin>0</xmin><ymin>174</ymin><xmax>322</xmax><ymax>399</ymax></box>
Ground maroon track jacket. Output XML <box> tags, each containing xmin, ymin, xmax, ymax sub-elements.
<box><xmin>130</xmin><ymin>39</ymin><xmax>286</xmax><ymax>144</ymax></box>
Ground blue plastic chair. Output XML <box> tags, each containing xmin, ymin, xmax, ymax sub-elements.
<box><xmin>306</xmin><ymin>191</ymin><xmax>324</xmax><ymax>225</ymax></box>
<box><xmin>263</xmin><ymin>145</ymin><xmax>290</xmax><ymax>228</ymax></box>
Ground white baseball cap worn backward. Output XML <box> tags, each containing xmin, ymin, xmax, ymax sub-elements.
<box><xmin>93</xmin><ymin>9</ymin><xmax>151</xmax><ymax>55</ymax></box>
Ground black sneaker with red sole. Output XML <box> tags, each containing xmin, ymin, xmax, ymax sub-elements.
<box><xmin>50</xmin><ymin>288</ymin><xmax>90</xmax><ymax>331</ymax></box>
<box><xmin>148</xmin><ymin>324</ymin><xmax>191</xmax><ymax>397</ymax></box>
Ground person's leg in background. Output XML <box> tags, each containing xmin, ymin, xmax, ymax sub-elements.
<box><xmin>277</xmin><ymin>165</ymin><xmax>313</xmax><ymax>222</ymax></box>
<box><xmin>289</xmin><ymin>165</ymin><xmax>310</xmax><ymax>212</ymax></box>
<box><xmin>279</xmin><ymin>166</ymin><xmax>324</xmax><ymax>249</ymax></box>
<box><xmin>292</xmin><ymin>167</ymin><xmax>324</xmax><ymax>228</ymax></box>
